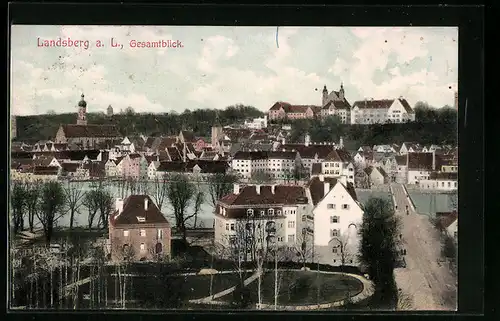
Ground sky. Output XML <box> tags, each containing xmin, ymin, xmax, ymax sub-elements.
<box><xmin>10</xmin><ymin>26</ymin><xmax>458</xmax><ymax>116</ymax></box>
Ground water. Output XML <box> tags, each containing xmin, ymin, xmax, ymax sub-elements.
<box><xmin>29</xmin><ymin>181</ymin><xmax>216</xmax><ymax>230</ymax></box>
<box><xmin>407</xmin><ymin>190</ymin><xmax>455</xmax><ymax>217</ymax></box>
<box><xmin>356</xmin><ymin>190</ymin><xmax>392</xmax><ymax>205</ymax></box>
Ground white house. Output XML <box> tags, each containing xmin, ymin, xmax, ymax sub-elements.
<box><xmin>148</xmin><ymin>161</ymin><xmax>161</xmax><ymax>180</ymax></box>
<box><xmin>244</xmin><ymin>115</ymin><xmax>268</xmax><ymax>129</ymax></box>
<box><xmin>419</xmin><ymin>172</ymin><xmax>458</xmax><ymax>191</ymax></box>
<box><xmin>310</xmin><ymin>175</ymin><xmax>364</xmax><ymax>266</ymax></box>
<box><xmin>407</xmin><ymin>152</ymin><xmax>436</xmax><ymax>185</ymax></box>
<box><xmin>350</xmin><ymin>97</ymin><xmax>415</xmax><ymax>124</ymax></box>
<box><xmin>399</xmin><ymin>142</ymin><xmax>422</xmax><ymax>155</ymax></box>
<box><xmin>231</xmin><ymin>151</ymin><xmax>300</xmax><ymax>180</ymax></box>
<box><xmin>105</xmin><ymin>159</ymin><xmax>118</xmax><ymax>177</ymax></box>
<box><xmin>320</xmin><ymin>149</ymin><xmax>355</xmax><ymax>185</ymax></box>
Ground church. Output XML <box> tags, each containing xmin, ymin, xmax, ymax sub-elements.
<box><xmin>54</xmin><ymin>94</ymin><xmax>122</xmax><ymax>149</ymax></box>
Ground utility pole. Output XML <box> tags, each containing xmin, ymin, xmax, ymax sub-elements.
<box><xmin>274</xmin><ymin>245</ymin><xmax>278</xmax><ymax>310</ymax></box>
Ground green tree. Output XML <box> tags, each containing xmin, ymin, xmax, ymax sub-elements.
<box><xmin>359</xmin><ymin>197</ymin><xmax>401</xmax><ymax>308</ymax></box>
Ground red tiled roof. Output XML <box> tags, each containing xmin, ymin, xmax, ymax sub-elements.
<box><xmin>110</xmin><ymin>195</ymin><xmax>171</xmax><ymax>227</ymax></box>
<box><xmin>220</xmin><ymin>185</ymin><xmax>306</xmax><ymax>207</ymax></box>
<box><xmin>324</xmin><ymin>148</ymin><xmax>353</xmax><ymax>163</ymax></box>
<box><xmin>307</xmin><ymin>176</ymin><xmax>358</xmax><ymax>206</ymax></box>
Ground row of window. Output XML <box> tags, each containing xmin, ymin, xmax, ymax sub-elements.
<box><xmin>123</xmin><ymin>229</ymin><xmax>164</xmax><ymax>239</ymax></box>
<box><xmin>327</xmin><ymin>204</ymin><xmax>350</xmax><ymax>210</ymax></box>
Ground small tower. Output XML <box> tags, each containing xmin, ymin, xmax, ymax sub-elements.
<box><xmin>304</xmin><ymin>133</ymin><xmax>311</xmax><ymax>147</ymax></box>
<box><xmin>76</xmin><ymin>93</ymin><xmax>87</xmax><ymax>125</ymax></box>
<box><xmin>339</xmin><ymin>82</ymin><xmax>345</xmax><ymax>100</ymax></box>
<box><xmin>322</xmin><ymin>85</ymin><xmax>329</xmax><ymax>106</ymax></box>
<box><xmin>107</xmin><ymin>104</ymin><xmax>114</xmax><ymax>117</ymax></box>
<box><xmin>211</xmin><ymin>110</ymin><xmax>224</xmax><ymax>147</ymax></box>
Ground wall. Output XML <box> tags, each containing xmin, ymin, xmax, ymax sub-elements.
<box><xmin>110</xmin><ymin>225</ymin><xmax>171</xmax><ymax>262</ymax></box>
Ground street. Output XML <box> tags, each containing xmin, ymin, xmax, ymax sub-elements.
<box><xmin>391</xmin><ymin>184</ymin><xmax>457</xmax><ymax>311</ymax></box>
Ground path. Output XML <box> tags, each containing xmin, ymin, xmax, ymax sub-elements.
<box><xmin>391</xmin><ymin>184</ymin><xmax>457</xmax><ymax>311</ymax></box>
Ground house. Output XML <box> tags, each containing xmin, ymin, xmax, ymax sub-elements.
<box><xmin>75</xmin><ymin>160</ymin><xmax>105</xmax><ymax>179</ymax></box>
<box><xmin>121</xmin><ymin>153</ymin><xmax>148</xmax><ymax>180</ymax></box>
<box><xmin>193</xmin><ymin>137</ymin><xmax>210</xmax><ymax>152</ymax></box>
<box><xmin>214</xmin><ymin>184</ymin><xmax>310</xmax><ymax>261</ymax></box>
<box><xmin>268</xmin><ymin>102</ymin><xmax>321</xmax><ymax>120</ymax></box>
<box><xmin>309</xmin><ymin>175</ymin><xmax>364</xmax><ymax>266</ymax></box>
<box><xmin>399</xmin><ymin>142</ymin><xmax>422</xmax><ymax>155</ymax></box>
<box><xmin>244</xmin><ymin>115</ymin><xmax>268</xmax><ymax>129</ymax></box>
<box><xmin>364</xmin><ymin>166</ymin><xmax>388</xmax><ymax>186</ymax></box>
<box><xmin>353</xmin><ymin>151</ymin><xmax>372</xmax><ymax>169</ymax></box>
<box><xmin>105</xmin><ymin>157</ymin><xmax>123</xmax><ymax>177</ymax></box>
<box><xmin>319</xmin><ymin>148</ymin><xmax>355</xmax><ymax>185</ymax></box>
<box><xmin>60</xmin><ymin>162</ymin><xmax>80</xmax><ymax>177</ymax></box>
<box><xmin>419</xmin><ymin>172</ymin><xmax>458</xmax><ymax>191</ymax></box>
<box><xmin>279</xmin><ymin>142</ymin><xmax>336</xmax><ymax>174</ymax></box>
<box><xmin>147</xmin><ymin>160</ymin><xmax>161</xmax><ymax>179</ymax></box>
<box><xmin>351</xmin><ymin>97</ymin><xmax>415</xmax><ymax>124</ymax></box>
<box><xmin>407</xmin><ymin>152</ymin><xmax>436</xmax><ymax>185</ymax></box>
<box><xmin>354</xmin><ymin>167</ymin><xmax>370</xmax><ymax>189</ymax></box>
<box><xmin>437</xmin><ymin>211</ymin><xmax>458</xmax><ymax>241</ymax></box>
<box><xmin>109</xmin><ymin>195</ymin><xmax>172</xmax><ymax>262</ymax></box>
<box><xmin>395</xmin><ymin>155</ymin><xmax>408</xmax><ymax>184</ymax></box>
<box><xmin>231</xmin><ymin>151</ymin><xmax>301</xmax><ymax>180</ymax></box>
<box><xmin>382</xmin><ymin>156</ymin><xmax>398</xmax><ymax>182</ymax></box>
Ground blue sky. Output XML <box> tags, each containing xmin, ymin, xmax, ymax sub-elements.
<box><xmin>10</xmin><ymin>26</ymin><xmax>458</xmax><ymax>116</ymax></box>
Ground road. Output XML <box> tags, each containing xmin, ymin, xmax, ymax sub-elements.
<box><xmin>391</xmin><ymin>183</ymin><xmax>457</xmax><ymax>311</ymax></box>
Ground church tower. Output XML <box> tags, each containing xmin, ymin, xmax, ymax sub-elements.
<box><xmin>322</xmin><ymin>85</ymin><xmax>328</xmax><ymax>106</ymax></box>
<box><xmin>76</xmin><ymin>94</ymin><xmax>88</xmax><ymax>125</ymax></box>
<box><xmin>211</xmin><ymin>110</ymin><xmax>224</xmax><ymax>148</ymax></box>
<box><xmin>107</xmin><ymin>104</ymin><xmax>114</xmax><ymax>117</ymax></box>
<box><xmin>339</xmin><ymin>82</ymin><xmax>345</xmax><ymax>100</ymax></box>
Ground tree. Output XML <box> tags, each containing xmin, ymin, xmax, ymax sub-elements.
<box><xmin>207</xmin><ymin>172</ymin><xmax>239</xmax><ymax>209</ymax></box>
<box><xmin>37</xmin><ymin>181</ymin><xmax>67</xmax><ymax>244</ymax></box>
<box><xmin>290</xmin><ymin>227</ymin><xmax>314</xmax><ymax>268</ymax></box>
<box><xmin>251</xmin><ymin>170</ymin><xmax>274</xmax><ymax>184</ymax></box>
<box><xmin>359</xmin><ymin>197</ymin><xmax>401</xmax><ymax>308</ymax></box>
<box><xmin>448</xmin><ymin>192</ymin><xmax>458</xmax><ymax>211</ymax></box>
<box><xmin>25</xmin><ymin>181</ymin><xmax>42</xmax><ymax>233</ymax></box>
<box><xmin>63</xmin><ymin>181</ymin><xmax>84</xmax><ymax>230</ymax></box>
<box><xmin>95</xmin><ymin>188</ymin><xmax>114</xmax><ymax>229</ymax></box>
<box><xmin>165</xmin><ymin>173</ymin><xmax>204</xmax><ymax>243</ymax></box>
<box><xmin>82</xmin><ymin>190</ymin><xmax>100</xmax><ymax>231</ymax></box>
<box><xmin>152</xmin><ymin>173</ymin><xmax>169</xmax><ymax>211</ymax></box>
<box><xmin>10</xmin><ymin>181</ymin><xmax>26</xmax><ymax>234</ymax></box>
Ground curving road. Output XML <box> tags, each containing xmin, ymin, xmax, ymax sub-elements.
<box><xmin>390</xmin><ymin>183</ymin><xmax>457</xmax><ymax>311</ymax></box>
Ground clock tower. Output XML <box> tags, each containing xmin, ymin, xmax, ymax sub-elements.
<box><xmin>76</xmin><ymin>93</ymin><xmax>88</xmax><ymax>125</ymax></box>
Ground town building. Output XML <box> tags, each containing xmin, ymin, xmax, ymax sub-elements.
<box><xmin>364</xmin><ymin>166</ymin><xmax>388</xmax><ymax>186</ymax></box>
<box><xmin>350</xmin><ymin>97</ymin><xmax>415</xmax><ymax>124</ymax></box>
<box><xmin>214</xmin><ymin>184</ymin><xmax>310</xmax><ymax>261</ymax></box>
<box><xmin>54</xmin><ymin>94</ymin><xmax>122</xmax><ymax>148</ymax></box>
<box><xmin>231</xmin><ymin>151</ymin><xmax>301</xmax><ymax>180</ymax></box>
<box><xmin>309</xmin><ymin>175</ymin><xmax>364</xmax><ymax>266</ymax></box>
<box><xmin>320</xmin><ymin>84</ymin><xmax>352</xmax><ymax>124</ymax></box>
<box><xmin>399</xmin><ymin>142</ymin><xmax>422</xmax><ymax>155</ymax></box>
<box><xmin>318</xmin><ymin>148</ymin><xmax>355</xmax><ymax>185</ymax></box>
<box><xmin>268</xmin><ymin>102</ymin><xmax>321</xmax><ymax>120</ymax></box>
<box><xmin>419</xmin><ymin>172</ymin><xmax>458</xmax><ymax>191</ymax></box>
<box><xmin>108</xmin><ymin>195</ymin><xmax>172</xmax><ymax>262</ymax></box>
<box><xmin>407</xmin><ymin>152</ymin><xmax>437</xmax><ymax>185</ymax></box>
<box><xmin>244</xmin><ymin>115</ymin><xmax>268</xmax><ymax>129</ymax></box>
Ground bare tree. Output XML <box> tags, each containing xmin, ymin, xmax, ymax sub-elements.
<box><xmin>25</xmin><ymin>180</ymin><xmax>42</xmax><ymax>233</ymax></box>
<box><xmin>116</xmin><ymin>178</ymin><xmax>128</xmax><ymax>199</ymax></box>
<box><xmin>10</xmin><ymin>181</ymin><xmax>26</xmax><ymax>234</ymax></box>
<box><xmin>207</xmin><ymin>172</ymin><xmax>239</xmax><ymax>209</ymax></box>
<box><xmin>165</xmin><ymin>173</ymin><xmax>204</xmax><ymax>243</ymax></box>
<box><xmin>95</xmin><ymin>188</ymin><xmax>114</xmax><ymax>230</ymax></box>
<box><xmin>290</xmin><ymin>227</ymin><xmax>314</xmax><ymax>268</ymax></box>
<box><xmin>82</xmin><ymin>190</ymin><xmax>100</xmax><ymax>231</ymax></box>
<box><xmin>63</xmin><ymin>181</ymin><xmax>84</xmax><ymax>230</ymax></box>
<box><xmin>37</xmin><ymin>181</ymin><xmax>67</xmax><ymax>244</ymax></box>
<box><xmin>152</xmin><ymin>173</ymin><xmax>169</xmax><ymax>211</ymax></box>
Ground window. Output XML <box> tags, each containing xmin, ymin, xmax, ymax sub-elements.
<box><xmin>123</xmin><ymin>230</ymin><xmax>129</xmax><ymax>237</ymax></box>
<box><xmin>288</xmin><ymin>234</ymin><xmax>295</xmax><ymax>242</ymax></box>
<box><xmin>225</xmin><ymin>223</ymin><xmax>229</xmax><ymax>231</ymax></box>
<box><xmin>332</xmin><ymin>247</ymin><xmax>338</xmax><ymax>254</ymax></box>
<box><xmin>247</xmin><ymin>209</ymin><xmax>254</xmax><ymax>217</ymax></box>
<box><xmin>330</xmin><ymin>229</ymin><xmax>339</xmax><ymax>237</ymax></box>
<box><xmin>260</xmin><ymin>210</ymin><xmax>265</xmax><ymax>216</ymax></box>
<box><xmin>342</xmin><ymin>204</ymin><xmax>350</xmax><ymax>210</ymax></box>
<box><xmin>140</xmin><ymin>243</ymin><xmax>146</xmax><ymax>252</ymax></box>
<box><xmin>268</xmin><ymin>209</ymin><xmax>274</xmax><ymax>216</ymax></box>
<box><xmin>288</xmin><ymin>221</ymin><xmax>295</xmax><ymax>228</ymax></box>
<box><xmin>330</xmin><ymin>216</ymin><xmax>339</xmax><ymax>223</ymax></box>
<box><xmin>327</xmin><ymin>204</ymin><xmax>336</xmax><ymax>209</ymax></box>
<box><xmin>448</xmin><ymin>182</ymin><xmax>451</xmax><ymax>187</ymax></box>
<box><xmin>454</xmin><ymin>182</ymin><xmax>457</xmax><ymax>187</ymax></box>
<box><xmin>140</xmin><ymin>229</ymin><xmax>146</xmax><ymax>237</ymax></box>
<box><xmin>230</xmin><ymin>224</ymin><xmax>235</xmax><ymax>231</ymax></box>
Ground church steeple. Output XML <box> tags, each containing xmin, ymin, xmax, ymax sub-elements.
<box><xmin>76</xmin><ymin>93</ymin><xmax>88</xmax><ymax>125</ymax></box>
<box><xmin>322</xmin><ymin>85</ymin><xmax>329</xmax><ymax>106</ymax></box>
<box><xmin>339</xmin><ymin>82</ymin><xmax>345</xmax><ymax>100</ymax></box>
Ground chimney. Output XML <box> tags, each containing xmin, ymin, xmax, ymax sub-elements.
<box><xmin>233</xmin><ymin>183</ymin><xmax>240</xmax><ymax>194</ymax></box>
<box><xmin>324</xmin><ymin>182</ymin><xmax>330</xmax><ymax>196</ymax></box>
<box><xmin>271</xmin><ymin>185</ymin><xmax>275</xmax><ymax>194</ymax></box>
<box><xmin>144</xmin><ymin>197</ymin><xmax>149</xmax><ymax>211</ymax></box>
<box><xmin>115</xmin><ymin>198</ymin><xmax>124</xmax><ymax>215</ymax></box>
<box><xmin>339</xmin><ymin>175</ymin><xmax>347</xmax><ymax>186</ymax></box>
<box><xmin>256</xmin><ymin>185</ymin><xmax>261</xmax><ymax>195</ymax></box>
<box><xmin>319</xmin><ymin>174</ymin><xmax>324</xmax><ymax>182</ymax></box>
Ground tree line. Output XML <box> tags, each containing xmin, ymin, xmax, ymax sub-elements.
<box><xmin>276</xmin><ymin>103</ymin><xmax>457</xmax><ymax>149</ymax></box>
<box><xmin>14</xmin><ymin>104</ymin><xmax>265</xmax><ymax>142</ymax></box>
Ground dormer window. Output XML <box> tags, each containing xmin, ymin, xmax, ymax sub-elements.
<box><xmin>247</xmin><ymin>209</ymin><xmax>254</xmax><ymax>217</ymax></box>
<box><xmin>260</xmin><ymin>210</ymin><xmax>265</xmax><ymax>216</ymax></box>
<box><xmin>136</xmin><ymin>216</ymin><xmax>146</xmax><ymax>223</ymax></box>
<box><xmin>276</xmin><ymin>210</ymin><xmax>282</xmax><ymax>215</ymax></box>
<box><xmin>268</xmin><ymin>209</ymin><xmax>274</xmax><ymax>216</ymax></box>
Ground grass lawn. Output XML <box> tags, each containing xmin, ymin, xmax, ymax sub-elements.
<box><xmin>218</xmin><ymin>270</ymin><xmax>364</xmax><ymax>306</ymax></box>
